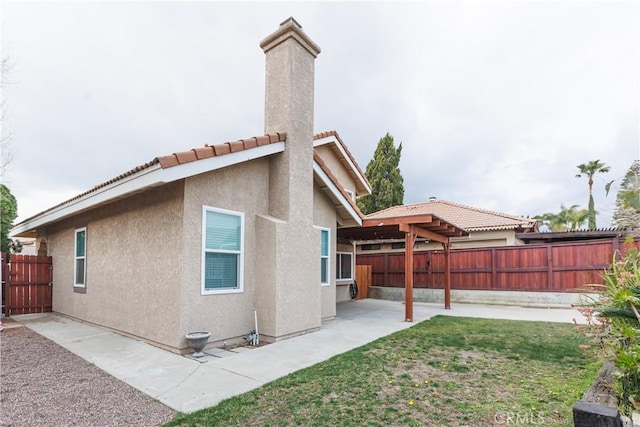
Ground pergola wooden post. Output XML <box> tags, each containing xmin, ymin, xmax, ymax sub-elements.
<box><xmin>338</xmin><ymin>213</ymin><xmax>466</xmax><ymax>322</ymax></box>
<box><xmin>404</xmin><ymin>230</ymin><xmax>416</xmax><ymax>322</ymax></box>
<box><xmin>443</xmin><ymin>241</ymin><xmax>451</xmax><ymax>309</ymax></box>
<box><xmin>398</xmin><ymin>223</ymin><xmax>452</xmax><ymax>321</ymax></box>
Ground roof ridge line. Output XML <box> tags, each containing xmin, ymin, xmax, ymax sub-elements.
<box><xmin>431</xmin><ymin>199</ymin><xmax>535</xmax><ymax>223</ymax></box>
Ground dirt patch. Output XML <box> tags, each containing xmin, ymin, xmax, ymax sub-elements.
<box><xmin>0</xmin><ymin>326</ymin><xmax>176</xmax><ymax>426</ymax></box>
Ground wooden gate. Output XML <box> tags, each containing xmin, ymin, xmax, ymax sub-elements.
<box><xmin>1</xmin><ymin>252</ymin><xmax>53</xmax><ymax>316</ymax></box>
<box><xmin>1</xmin><ymin>252</ymin><xmax>8</xmax><ymax>315</ymax></box>
<box><xmin>355</xmin><ymin>265</ymin><xmax>371</xmax><ymax>300</ymax></box>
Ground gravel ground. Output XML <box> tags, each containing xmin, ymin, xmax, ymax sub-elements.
<box><xmin>0</xmin><ymin>322</ymin><xmax>176</xmax><ymax>427</ymax></box>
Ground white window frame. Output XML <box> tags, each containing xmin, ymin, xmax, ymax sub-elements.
<box><xmin>336</xmin><ymin>251</ymin><xmax>354</xmax><ymax>281</ymax></box>
<box><xmin>201</xmin><ymin>206</ymin><xmax>244</xmax><ymax>295</ymax></box>
<box><xmin>318</xmin><ymin>226</ymin><xmax>330</xmax><ymax>287</ymax></box>
<box><xmin>74</xmin><ymin>227</ymin><xmax>87</xmax><ymax>288</ymax></box>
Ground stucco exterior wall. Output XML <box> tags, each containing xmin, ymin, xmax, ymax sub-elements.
<box><xmin>180</xmin><ymin>159</ymin><xmax>271</xmax><ymax>348</ymax></box>
<box><xmin>314</xmin><ymin>145</ymin><xmax>358</xmax><ymax>199</ymax></box>
<box><xmin>261</xmin><ymin>22</ymin><xmax>322</xmax><ymax>340</ymax></box>
<box><xmin>254</xmin><ymin>214</ymin><xmax>282</xmax><ymax>340</ymax></box>
<box><xmin>44</xmin><ymin>182</ymin><xmax>185</xmax><ymax>349</ymax></box>
<box><xmin>313</xmin><ymin>184</ymin><xmax>337</xmax><ymax>320</ymax></box>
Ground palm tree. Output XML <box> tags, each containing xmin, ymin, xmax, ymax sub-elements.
<box><xmin>564</xmin><ymin>204</ymin><xmax>589</xmax><ymax>230</ymax></box>
<box><xmin>534</xmin><ymin>212</ymin><xmax>564</xmax><ymax>231</ymax></box>
<box><xmin>576</xmin><ymin>160</ymin><xmax>611</xmax><ymax>229</ymax></box>
<box><xmin>535</xmin><ymin>204</ymin><xmax>589</xmax><ymax>231</ymax></box>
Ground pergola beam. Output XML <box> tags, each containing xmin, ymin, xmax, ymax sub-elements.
<box><xmin>398</xmin><ymin>223</ymin><xmax>448</xmax><ymax>244</ymax></box>
<box><xmin>363</xmin><ymin>214</ymin><xmax>433</xmax><ymax>228</ymax></box>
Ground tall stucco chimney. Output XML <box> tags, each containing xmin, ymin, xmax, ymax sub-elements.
<box><xmin>255</xmin><ymin>19</ymin><xmax>322</xmax><ymax>341</ymax></box>
<box><xmin>260</xmin><ymin>17</ymin><xmax>321</xmax><ymax>220</ymax></box>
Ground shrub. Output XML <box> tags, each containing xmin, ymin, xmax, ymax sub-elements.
<box><xmin>577</xmin><ymin>239</ymin><xmax>640</xmax><ymax>415</ymax></box>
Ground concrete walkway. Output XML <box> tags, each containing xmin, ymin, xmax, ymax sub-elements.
<box><xmin>12</xmin><ymin>299</ymin><xmax>584</xmax><ymax>414</ymax></box>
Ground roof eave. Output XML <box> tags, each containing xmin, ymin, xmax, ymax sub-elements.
<box><xmin>313</xmin><ymin>134</ymin><xmax>372</xmax><ymax>196</ymax></box>
<box><xmin>10</xmin><ymin>163</ymin><xmax>164</xmax><ymax>237</ymax></box>
<box><xmin>11</xmin><ymin>142</ymin><xmax>286</xmax><ymax>237</ymax></box>
<box><xmin>313</xmin><ymin>161</ymin><xmax>362</xmax><ymax>226</ymax></box>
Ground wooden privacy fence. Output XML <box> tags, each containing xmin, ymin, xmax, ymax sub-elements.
<box><xmin>1</xmin><ymin>252</ymin><xmax>53</xmax><ymax>316</ymax></box>
<box><xmin>356</xmin><ymin>238</ymin><xmax>640</xmax><ymax>292</ymax></box>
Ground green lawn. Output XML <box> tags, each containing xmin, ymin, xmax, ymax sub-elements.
<box><xmin>166</xmin><ymin>316</ymin><xmax>599</xmax><ymax>427</ymax></box>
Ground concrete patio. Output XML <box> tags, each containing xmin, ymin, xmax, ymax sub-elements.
<box><xmin>12</xmin><ymin>299</ymin><xmax>584</xmax><ymax>414</ymax></box>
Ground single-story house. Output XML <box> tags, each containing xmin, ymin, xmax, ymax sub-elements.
<box><xmin>11</xmin><ymin>18</ymin><xmax>372</xmax><ymax>353</ymax></box>
<box><xmin>355</xmin><ymin>199</ymin><xmax>537</xmax><ymax>255</ymax></box>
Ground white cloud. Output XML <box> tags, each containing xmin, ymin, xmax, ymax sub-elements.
<box><xmin>2</xmin><ymin>1</ymin><xmax>638</xmax><ymax>229</ymax></box>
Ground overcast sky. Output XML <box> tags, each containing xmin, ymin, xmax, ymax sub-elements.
<box><xmin>2</xmin><ymin>1</ymin><xmax>639</xmax><ymax>228</ymax></box>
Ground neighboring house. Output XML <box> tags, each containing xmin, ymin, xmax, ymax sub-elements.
<box><xmin>357</xmin><ymin>199</ymin><xmax>537</xmax><ymax>255</ymax></box>
<box><xmin>10</xmin><ymin>19</ymin><xmax>370</xmax><ymax>353</ymax></box>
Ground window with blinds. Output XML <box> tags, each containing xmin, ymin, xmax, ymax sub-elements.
<box><xmin>320</xmin><ymin>228</ymin><xmax>330</xmax><ymax>286</ymax></box>
<box><xmin>202</xmin><ymin>207</ymin><xmax>244</xmax><ymax>294</ymax></box>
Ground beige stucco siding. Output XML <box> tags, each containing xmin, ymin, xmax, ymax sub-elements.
<box><xmin>45</xmin><ymin>182</ymin><xmax>185</xmax><ymax>349</ymax></box>
<box><xmin>262</xmin><ymin>30</ymin><xmax>322</xmax><ymax>340</ymax></box>
<box><xmin>254</xmin><ymin>214</ymin><xmax>281</xmax><ymax>340</ymax></box>
<box><xmin>313</xmin><ymin>184</ymin><xmax>337</xmax><ymax>319</ymax></box>
<box><xmin>180</xmin><ymin>158</ymin><xmax>271</xmax><ymax>347</ymax></box>
<box><xmin>315</xmin><ymin>145</ymin><xmax>358</xmax><ymax>199</ymax></box>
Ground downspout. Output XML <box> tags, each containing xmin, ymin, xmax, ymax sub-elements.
<box><xmin>254</xmin><ymin>310</ymin><xmax>259</xmax><ymax>346</ymax></box>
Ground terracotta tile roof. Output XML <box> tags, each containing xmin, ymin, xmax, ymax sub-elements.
<box><xmin>313</xmin><ymin>149</ymin><xmax>364</xmax><ymax>221</ymax></box>
<box><xmin>15</xmin><ymin>133</ymin><xmax>287</xmax><ymax>227</ymax></box>
<box><xmin>156</xmin><ymin>133</ymin><xmax>286</xmax><ymax>168</ymax></box>
<box><xmin>366</xmin><ymin>199</ymin><xmax>537</xmax><ymax>232</ymax></box>
<box><xmin>313</xmin><ymin>130</ymin><xmax>371</xmax><ymax>192</ymax></box>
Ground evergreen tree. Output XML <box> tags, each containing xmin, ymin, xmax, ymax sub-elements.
<box><xmin>1</xmin><ymin>184</ymin><xmax>18</xmax><ymax>253</ymax></box>
<box><xmin>576</xmin><ymin>159</ymin><xmax>610</xmax><ymax>229</ymax></box>
<box><xmin>612</xmin><ymin>160</ymin><xmax>640</xmax><ymax>229</ymax></box>
<box><xmin>357</xmin><ymin>133</ymin><xmax>404</xmax><ymax>215</ymax></box>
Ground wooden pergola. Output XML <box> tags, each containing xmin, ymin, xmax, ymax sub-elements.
<box><xmin>338</xmin><ymin>213</ymin><xmax>468</xmax><ymax>322</ymax></box>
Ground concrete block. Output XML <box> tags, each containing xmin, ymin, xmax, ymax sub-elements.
<box><xmin>573</xmin><ymin>400</ymin><xmax>622</xmax><ymax>427</ymax></box>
